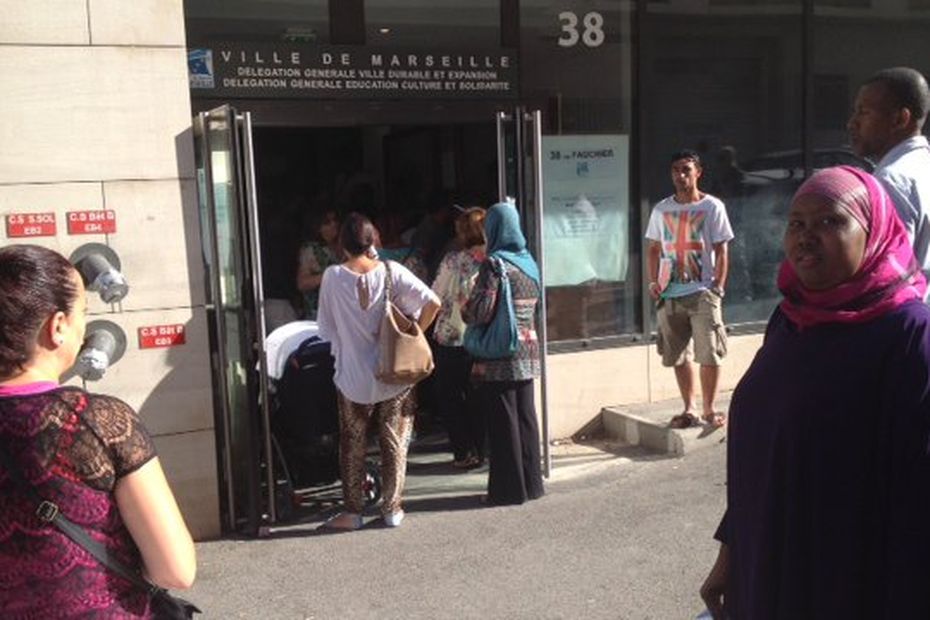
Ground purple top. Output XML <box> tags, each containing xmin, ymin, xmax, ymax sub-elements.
<box><xmin>0</xmin><ymin>381</ymin><xmax>58</xmax><ymax>397</ymax></box>
<box><xmin>716</xmin><ymin>300</ymin><xmax>930</xmax><ymax>618</ymax></box>
<box><xmin>0</xmin><ymin>387</ymin><xmax>157</xmax><ymax>618</ymax></box>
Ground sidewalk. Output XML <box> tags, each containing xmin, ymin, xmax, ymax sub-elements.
<box><xmin>265</xmin><ymin>426</ymin><xmax>655</xmax><ymax>534</ymax></box>
<box><xmin>187</xmin><ymin>406</ymin><xmax>727</xmax><ymax>619</ymax></box>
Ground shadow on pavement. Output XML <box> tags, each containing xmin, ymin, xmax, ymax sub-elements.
<box><xmin>402</xmin><ymin>494</ymin><xmax>485</xmax><ymax>513</ymax></box>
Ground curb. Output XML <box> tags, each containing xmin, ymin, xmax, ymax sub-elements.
<box><xmin>600</xmin><ymin>395</ymin><xmax>730</xmax><ymax>456</ymax></box>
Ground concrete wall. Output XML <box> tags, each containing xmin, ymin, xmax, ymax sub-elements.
<box><xmin>547</xmin><ymin>333</ymin><xmax>763</xmax><ymax>439</ymax></box>
<box><xmin>0</xmin><ymin>0</ymin><xmax>219</xmax><ymax>538</ymax></box>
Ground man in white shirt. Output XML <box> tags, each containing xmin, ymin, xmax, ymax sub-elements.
<box><xmin>645</xmin><ymin>150</ymin><xmax>734</xmax><ymax>429</ymax></box>
<box><xmin>848</xmin><ymin>67</ymin><xmax>930</xmax><ymax>282</ymax></box>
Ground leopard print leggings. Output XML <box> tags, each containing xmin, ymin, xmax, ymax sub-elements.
<box><xmin>337</xmin><ymin>388</ymin><xmax>416</xmax><ymax>515</ymax></box>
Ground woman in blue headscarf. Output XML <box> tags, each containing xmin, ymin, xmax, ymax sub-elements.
<box><xmin>462</xmin><ymin>201</ymin><xmax>544</xmax><ymax>505</ymax></box>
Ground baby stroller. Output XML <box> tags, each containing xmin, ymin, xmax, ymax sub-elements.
<box><xmin>265</xmin><ymin>322</ymin><xmax>381</xmax><ymax>522</ymax></box>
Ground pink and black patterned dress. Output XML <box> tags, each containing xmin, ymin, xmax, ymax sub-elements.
<box><xmin>0</xmin><ymin>385</ymin><xmax>157</xmax><ymax>619</ymax></box>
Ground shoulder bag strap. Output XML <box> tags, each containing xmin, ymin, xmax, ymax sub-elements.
<box><xmin>383</xmin><ymin>260</ymin><xmax>394</xmax><ymax>307</ymax></box>
<box><xmin>0</xmin><ymin>441</ymin><xmax>163</xmax><ymax>598</ymax></box>
<box><xmin>493</xmin><ymin>257</ymin><xmax>509</xmax><ymax>281</ymax></box>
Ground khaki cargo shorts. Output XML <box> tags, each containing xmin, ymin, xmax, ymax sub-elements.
<box><xmin>655</xmin><ymin>289</ymin><xmax>728</xmax><ymax>367</ymax></box>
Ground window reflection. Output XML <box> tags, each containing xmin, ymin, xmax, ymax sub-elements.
<box><xmin>642</xmin><ymin>1</ymin><xmax>803</xmax><ymax>324</ymax></box>
<box><xmin>521</xmin><ymin>0</ymin><xmax>636</xmax><ymax>342</ymax></box>
<box><xmin>365</xmin><ymin>1</ymin><xmax>499</xmax><ymax>48</ymax></box>
<box><xmin>185</xmin><ymin>0</ymin><xmax>330</xmax><ymax>44</ymax></box>
<box><xmin>813</xmin><ymin>0</ymin><xmax>930</xmax><ymax>158</ymax></box>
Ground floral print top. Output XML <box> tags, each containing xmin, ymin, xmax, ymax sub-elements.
<box><xmin>431</xmin><ymin>247</ymin><xmax>485</xmax><ymax>347</ymax></box>
<box><xmin>298</xmin><ymin>241</ymin><xmax>338</xmax><ymax>320</ymax></box>
<box><xmin>462</xmin><ymin>260</ymin><xmax>541</xmax><ymax>382</ymax></box>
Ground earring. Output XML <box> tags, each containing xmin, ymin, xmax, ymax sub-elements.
<box><xmin>56</xmin><ymin>337</ymin><xmax>64</xmax><ymax>345</ymax></box>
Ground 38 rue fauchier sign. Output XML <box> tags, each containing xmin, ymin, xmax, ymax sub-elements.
<box><xmin>188</xmin><ymin>44</ymin><xmax>519</xmax><ymax>100</ymax></box>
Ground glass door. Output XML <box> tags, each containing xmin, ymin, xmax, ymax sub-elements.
<box><xmin>495</xmin><ymin>108</ymin><xmax>552</xmax><ymax>477</ymax></box>
<box><xmin>194</xmin><ymin>105</ymin><xmax>274</xmax><ymax>534</ymax></box>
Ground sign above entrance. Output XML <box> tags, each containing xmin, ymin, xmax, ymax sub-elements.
<box><xmin>188</xmin><ymin>44</ymin><xmax>519</xmax><ymax>100</ymax></box>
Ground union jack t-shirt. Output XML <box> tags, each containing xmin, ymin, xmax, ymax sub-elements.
<box><xmin>644</xmin><ymin>194</ymin><xmax>734</xmax><ymax>299</ymax></box>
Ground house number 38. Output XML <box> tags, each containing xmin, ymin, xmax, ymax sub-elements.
<box><xmin>558</xmin><ymin>11</ymin><xmax>605</xmax><ymax>48</ymax></box>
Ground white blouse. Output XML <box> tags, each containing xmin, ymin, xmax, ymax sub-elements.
<box><xmin>317</xmin><ymin>261</ymin><xmax>439</xmax><ymax>404</ymax></box>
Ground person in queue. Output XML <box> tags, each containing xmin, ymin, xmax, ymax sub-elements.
<box><xmin>0</xmin><ymin>244</ymin><xmax>196</xmax><ymax>617</ymax></box>
<box><xmin>462</xmin><ymin>201</ymin><xmax>544</xmax><ymax>506</ymax></box>
<box><xmin>431</xmin><ymin>206</ymin><xmax>487</xmax><ymax>470</ymax></box>
<box><xmin>296</xmin><ymin>208</ymin><xmax>341</xmax><ymax>320</ymax></box>
<box><xmin>700</xmin><ymin>166</ymin><xmax>930</xmax><ymax>618</ymax></box>
<box><xmin>317</xmin><ymin>212</ymin><xmax>441</xmax><ymax>530</ymax></box>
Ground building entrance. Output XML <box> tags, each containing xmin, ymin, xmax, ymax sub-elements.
<box><xmin>253</xmin><ymin>122</ymin><xmax>499</xmax><ymax>319</ymax></box>
<box><xmin>194</xmin><ymin>104</ymin><xmax>549</xmax><ymax>535</ymax></box>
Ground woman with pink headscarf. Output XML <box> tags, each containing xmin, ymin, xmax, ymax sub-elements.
<box><xmin>700</xmin><ymin>166</ymin><xmax>930</xmax><ymax>619</ymax></box>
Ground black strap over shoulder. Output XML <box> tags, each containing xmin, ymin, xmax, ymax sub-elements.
<box><xmin>0</xmin><ymin>441</ymin><xmax>161</xmax><ymax>597</ymax></box>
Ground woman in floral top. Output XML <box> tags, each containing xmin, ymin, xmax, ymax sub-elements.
<box><xmin>296</xmin><ymin>209</ymin><xmax>341</xmax><ymax>320</ymax></box>
<box><xmin>462</xmin><ymin>202</ymin><xmax>544</xmax><ymax>506</ymax></box>
<box><xmin>431</xmin><ymin>207</ymin><xmax>487</xmax><ymax>469</ymax></box>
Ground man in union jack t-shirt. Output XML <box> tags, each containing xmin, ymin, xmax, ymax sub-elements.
<box><xmin>645</xmin><ymin>149</ymin><xmax>734</xmax><ymax>430</ymax></box>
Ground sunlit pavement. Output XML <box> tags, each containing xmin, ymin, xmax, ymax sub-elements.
<box><xmin>188</xmin><ymin>425</ymin><xmax>726</xmax><ymax>619</ymax></box>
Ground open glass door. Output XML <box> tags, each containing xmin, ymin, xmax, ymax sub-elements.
<box><xmin>194</xmin><ymin>105</ymin><xmax>275</xmax><ymax>534</ymax></box>
<box><xmin>496</xmin><ymin>108</ymin><xmax>552</xmax><ymax>477</ymax></box>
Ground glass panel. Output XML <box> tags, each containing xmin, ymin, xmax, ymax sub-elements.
<box><xmin>185</xmin><ymin>0</ymin><xmax>330</xmax><ymax>45</ymax></box>
<box><xmin>196</xmin><ymin>106</ymin><xmax>262</xmax><ymax>531</ymax></box>
<box><xmin>812</xmin><ymin>0</ymin><xmax>930</xmax><ymax>161</ymax></box>
<box><xmin>642</xmin><ymin>0</ymin><xmax>804</xmax><ymax>325</ymax></box>
<box><xmin>521</xmin><ymin>0</ymin><xmax>636</xmax><ymax>342</ymax></box>
<box><xmin>498</xmin><ymin>113</ymin><xmax>519</xmax><ymax>203</ymax></box>
<box><xmin>366</xmin><ymin>0</ymin><xmax>500</xmax><ymax>47</ymax></box>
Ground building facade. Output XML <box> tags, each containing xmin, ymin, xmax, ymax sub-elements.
<box><xmin>2</xmin><ymin>0</ymin><xmax>928</xmax><ymax>537</ymax></box>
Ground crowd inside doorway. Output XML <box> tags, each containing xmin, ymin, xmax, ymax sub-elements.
<box><xmin>251</xmin><ymin>122</ymin><xmax>545</xmax><ymax>525</ymax></box>
<box><xmin>253</xmin><ymin>124</ymin><xmax>497</xmax><ymax>326</ymax></box>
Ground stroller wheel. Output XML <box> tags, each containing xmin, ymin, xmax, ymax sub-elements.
<box><xmin>363</xmin><ymin>461</ymin><xmax>382</xmax><ymax>507</ymax></box>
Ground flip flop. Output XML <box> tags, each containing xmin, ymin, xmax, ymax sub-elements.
<box><xmin>702</xmin><ymin>412</ymin><xmax>727</xmax><ymax>428</ymax></box>
<box><xmin>669</xmin><ymin>412</ymin><xmax>699</xmax><ymax>429</ymax></box>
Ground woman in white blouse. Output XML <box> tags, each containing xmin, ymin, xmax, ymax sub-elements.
<box><xmin>317</xmin><ymin>212</ymin><xmax>441</xmax><ymax>530</ymax></box>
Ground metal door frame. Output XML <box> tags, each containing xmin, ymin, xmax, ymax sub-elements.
<box><xmin>194</xmin><ymin>105</ymin><xmax>276</xmax><ymax>533</ymax></box>
<box><xmin>495</xmin><ymin>107</ymin><xmax>552</xmax><ymax>478</ymax></box>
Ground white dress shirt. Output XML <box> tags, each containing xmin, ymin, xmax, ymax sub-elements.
<box><xmin>875</xmin><ymin>135</ymin><xmax>930</xmax><ymax>284</ymax></box>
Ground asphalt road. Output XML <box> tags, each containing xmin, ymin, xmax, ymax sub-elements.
<box><xmin>187</xmin><ymin>438</ymin><xmax>727</xmax><ymax>620</ymax></box>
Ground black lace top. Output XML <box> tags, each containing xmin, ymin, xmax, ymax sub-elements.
<box><xmin>0</xmin><ymin>387</ymin><xmax>157</xmax><ymax>618</ymax></box>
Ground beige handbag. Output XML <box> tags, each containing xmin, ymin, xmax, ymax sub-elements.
<box><xmin>375</xmin><ymin>261</ymin><xmax>434</xmax><ymax>385</ymax></box>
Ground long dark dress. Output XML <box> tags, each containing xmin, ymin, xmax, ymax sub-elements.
<box><xmin>716</xmin><ymin>300</ymin><xmax>930</xmax><ymax>618</ymax></box>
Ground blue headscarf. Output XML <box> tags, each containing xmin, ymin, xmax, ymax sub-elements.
<box><xmin>485</xmin><ymin>201</ymin><xmax>541</xmax><ymax>286</ymax></box>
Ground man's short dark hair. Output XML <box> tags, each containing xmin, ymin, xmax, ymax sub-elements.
<box><xmin>670</xmin><ymin>149</ymin><xmax>702</xmax><ymax>167</ymax></box>
<box><xmin>865</xmin><ymin>67</ymin><xmax>930</xmax><ymax>127</ymax></box>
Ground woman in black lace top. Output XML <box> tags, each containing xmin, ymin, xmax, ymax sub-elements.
<box><xmin>0</xmin><ymin>245</ymin><xmax>196</xmax><ymax>618</ymax></box>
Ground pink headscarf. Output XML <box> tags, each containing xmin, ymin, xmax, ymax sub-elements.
<box><xmin>777</xmin><ymin>165</ymin><xmax>926</xmax><ymax>328</ymax></box>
